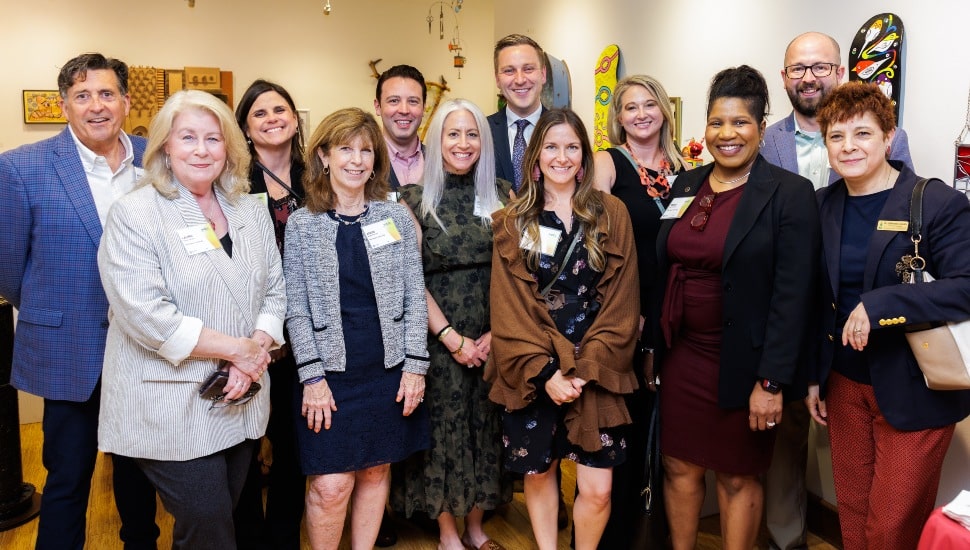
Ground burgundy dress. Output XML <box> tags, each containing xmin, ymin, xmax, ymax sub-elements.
<box><xmin>659</xmin><ymin>179</ymin><xmax>775</xmax><ymax>475</ymax></box>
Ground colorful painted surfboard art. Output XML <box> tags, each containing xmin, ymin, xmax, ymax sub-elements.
<box><xmin>593</xmin><ymin>44</ymin><xmax>620</xmax><ymax>151</ymax></box>
<box><xmin>849</xmin><ymin>13</ymin><xmax>905</xmax><ymax>120</ymax></box>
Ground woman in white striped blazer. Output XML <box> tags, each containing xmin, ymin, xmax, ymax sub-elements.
<box><xmin>97</xmin><ymin>90</ymin><xmax>285</xmax><ymax>550</ymax></box>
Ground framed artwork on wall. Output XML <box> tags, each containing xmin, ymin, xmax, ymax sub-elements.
<box><xmin>669</xmin><ymin>96</ymin><xmax>683</xmax><ymax>150</ymax></box>
<box><xmin>23</xmin><ymin>90</ymin><xmax>66</xmax><ymax>124</ymax></box>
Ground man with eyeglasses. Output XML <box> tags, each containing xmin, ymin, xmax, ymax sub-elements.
<box><xmin>763</xmin><ymin>31</ymin><xmax>913</xmax><ymax>191</ymax></box>
<box><xmin>760</xmin><ymin>31</ymin><xmax>913</xmax><ymax>550</ymax></box>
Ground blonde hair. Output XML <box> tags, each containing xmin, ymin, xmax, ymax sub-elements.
<box><xmin>303</xmin><ymin>107</ymin><xmax>390</xmax><ymax>213</ymax></box>
<box><xmin>420</xmin><ymin>98</ymin><xmax>500</xmax><ymax>230</ymax></box>
<box><xmin>505</xmin><ymin>108</ymin><xmax>609</xmax><ymax>272</ymax></box>
<box><xmin>608</xmin><ymin>75</ymin><xmax>684</xmax><ymax>172</ymax></box>
<box><xmin>142</xmin><ymin>90</ymin><xmax>251</xmax><ymax>201</ymax></box>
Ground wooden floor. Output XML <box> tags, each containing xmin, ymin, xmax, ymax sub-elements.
<box><xmin>1</xmin><ymin>422</ymin><xmax>838</xmax><ymax>549</ymax></box>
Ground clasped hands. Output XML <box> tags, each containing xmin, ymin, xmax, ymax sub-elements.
<box><xmin>222</xmin><ymin>330</ymin><xmax>273</xmax><ymax>401</ymax></box>
<box><xmin>441</xmin><ymin>329</ymin><xmax>490</xmax><ymax>368</ymax></box>
<box><xmin>545</xmin><ymin>370</ymin><xmax>587</xmax><ymax>406</ymax></box>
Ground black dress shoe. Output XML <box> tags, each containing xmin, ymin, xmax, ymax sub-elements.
<box><xmin>375</xmin><ymin>511</ymin><xmax>398</xmax><ymax>548</ymax></box>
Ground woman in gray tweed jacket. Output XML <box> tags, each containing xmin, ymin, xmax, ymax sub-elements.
<box><xmin>283</xmin><ymin>107</ymin><xmax>430</xmax><ymax>549</ymax></box>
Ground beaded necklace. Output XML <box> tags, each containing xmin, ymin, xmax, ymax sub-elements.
<box><xmin>622</xmin><ymin>144</ymin><xmax>672</xmax><ymax>199</ymax></box>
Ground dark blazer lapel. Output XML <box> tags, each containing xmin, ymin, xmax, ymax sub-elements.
<box><xmin>819</xmin><ymin>185</ymin><xmax>846</xmax><ymax>297</ymax></box>
<box><xmin>54</xmin><ymin>129</ymin><xmax>103</xmax><ymax>246</ymax></box>
<box><xmin>862</xmin><ymin>178</ymin><xmax>913</xmax><ymax>292</ymax></box>
<box><xmin>173</xmin><ymin>185</ymin><xmax>254</xmax><ymax>326</ymax></box>
<box><xmin>491</xmin><ymin>110</ymin><xmax>513</xmax><ymax>178</ymax></box>
<box><xmin>656</xmin><ymin>163</ymin><xmax>708</xmax><ymax>265</ymax></box>
<box><xmin>723</xmin><ymin>156</ymin><xmax>776</xmax><ymax>267</ymax></box>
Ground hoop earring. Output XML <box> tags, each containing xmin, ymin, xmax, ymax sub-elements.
<box><xmin>886</xmin><ymin>145</ymin><xmax>892</xmax><ymax>158</ymax></box>
<box><xmin>532</xmin><ymin>164</ymin><xmax>541</xmax><ymax>183</ymax></box>
<box><xmin>370</xmin><ymin>171</ymin><xmax>376</xmax><ymax>180</ymax></box>
<box><xmin>164</xmin><ymin>155</ymin><xmax>171</xmax><ymax>170</ymax></box>
<box><xmin>323</xmin><ymin>165</ymin><xmax>330</xmax><ymax>175</ymax></box>
<box><xmin>759</xmin><ymin>138</ymin><xmax>766</xmax><ymax>149</ymax></box>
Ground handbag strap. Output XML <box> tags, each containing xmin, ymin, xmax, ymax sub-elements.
<box><xmin>909</xmin><ymin>177</ymin><xmax>928</xmax><ymax>240</ymax></box>
<box><xmin>540</xmin><ymin>227</ymin><xmax>582</xmax><ymax>297</ymax></box>
<box><xmin>254</xmin><ymin>159</ymin><xmax>303</xmax><ymax>201</ymax></box>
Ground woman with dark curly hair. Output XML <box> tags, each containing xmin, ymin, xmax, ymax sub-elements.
<box><xmin>807</xmin><ymin>81</ymin><xmax>970</xmax><ymax>550</ymax></box>
<box><xmin>655</xmin><ymin>66</ymin><xmax>820</xmax><ymax>549</ymax></box>
<box><xmin>488</xmin><ymin>108</ymin><xmax>640</xmax><ymax>550</ymax></box>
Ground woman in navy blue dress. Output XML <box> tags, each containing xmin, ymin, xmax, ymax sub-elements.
<box><xmin>284</xmin><ymin>108</ymin><xmax>430</xmax><ymax>549</ymax></box>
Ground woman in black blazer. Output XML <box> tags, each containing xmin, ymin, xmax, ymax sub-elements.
<box><xmin>655</xmin><ymin>66</ymin><xmax>820</xmax><ymax>549</ymax></box>
<box><xmin>806</xmin><ymin>81</ymin><xmax>970</xmax><ymax>550</ymax></box>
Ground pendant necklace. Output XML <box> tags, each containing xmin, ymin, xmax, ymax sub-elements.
<box><xmin>200</xmin><ymin>197</ymin><xmax>219</xmax><ymax>230</ymax></box>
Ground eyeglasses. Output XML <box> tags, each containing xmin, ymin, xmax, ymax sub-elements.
<box><xmin>206</xmin><ymin>381</ymin><xmax>262</xmax><ymax>410</ymax></box>
<box><xmin>690</xmin><ymin>193</ymin><xmax>716</xmax><ymax>232</ymax></box>
<box><xmin>784</xmin><ymin>62</ymin><xmax>838</xmax><ymax>79</ymax></box>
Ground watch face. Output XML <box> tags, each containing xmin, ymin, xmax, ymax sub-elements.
<box><xmin>762</xmin><ymin>379</ymin><xmax>782</xmax><ymax>394</ymax></box>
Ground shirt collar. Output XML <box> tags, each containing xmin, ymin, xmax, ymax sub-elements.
<box><xmin>793</xmin><ymin>116</ymin><xmax>821</xmax><ymax>140</ymax></box>
<box><xmin>506</xmin><ymin>105</ymin><xmax>543</xmax><ymax>129</ymax></box>
<box><xmin>68</xmin><ymin>126</ymin><xmax>134</xmax><ymax>173</ymax></box>
<box><xmin>384</xmin><ymin>136</ymin><xmax>422</xmax><ymax>161</ymax></box>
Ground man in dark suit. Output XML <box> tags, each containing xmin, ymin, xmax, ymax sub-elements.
<box><xmin>759</xmin><ymin>31</ymin><xmax>913</xmax><ymax>550</ymax></box>
<box><xmin>487</xmin><ymin>34</ymin><xmax>546</xmax><ymax>191</ymax></box>
<box><xmin>0</xmin><ymin>53</ymin><xmax>158</xmax><ymax>550</ymax></box>
<box><xmin>375</xmin><ymin>64</ymin><xmax>427</xmax><ymax>194</ymax></box>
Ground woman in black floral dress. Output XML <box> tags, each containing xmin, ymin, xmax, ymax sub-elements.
<box><xmin>488</xmin><ymin>109</ymin><xmax>640</xmax><ymax>550</ymax></box>
<box><xmin>394</xmin><ymin>98</ymin><xmax>512</xmax><ymax>550</ymax></box>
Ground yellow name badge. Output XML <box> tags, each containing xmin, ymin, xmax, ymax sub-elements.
<box><xmin>877</xmin><ymin>220</ymin><xmax>909</xmax><ymax>232</ymax></box>
<box><xmin>253</xmin><ymin>192</ymin><xmax>269</xmax><ymax>207</ymax></box>
<box><xmin>177</xmin><ymin>223</ymin><xmax>222</xmax><ymax>255</ymax></box>
<box><xmin>660</xmin><ymin>196</ymin><xmax>694</xmax><ymax>219</ymax></box>
<box><xmin>362</xmin><ymin>218</ymin><xmax>402</xmax><ymax>249</ymax></box>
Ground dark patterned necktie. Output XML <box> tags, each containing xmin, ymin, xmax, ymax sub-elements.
<box><xmin>512</xmin><ymin>118</ymin><xmax>530</xmax><ymax>191</ymax></box>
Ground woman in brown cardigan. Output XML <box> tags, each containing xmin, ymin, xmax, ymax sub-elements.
<box><xmin>486</xmin><ymin>108</ymin><xmax>640</xmax><ymax>550</ymax></box>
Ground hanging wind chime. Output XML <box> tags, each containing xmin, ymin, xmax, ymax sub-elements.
<box><xmin>955</xmin><ymin>86</ymin><xmax>970</xmax><ymax>197</ymax></box>
<box><xmin>426</xmin><ymin>0</ymin><xmax>466</xmax><ymax>78</ymax></box>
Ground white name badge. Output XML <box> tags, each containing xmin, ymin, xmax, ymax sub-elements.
<box><xmin>362</xmin><ymin>218</ymin><xmax>402</xmax><ymax>249</ymax></box>
<box><xmin>520</xmin><ymin>225</ymin><xmax>562</xmax><ymax>255</ymax></box>
<box><xmin>178</xmin><ymin>224</ymin><xmax>222</xmax><ymax>255</ymax></box>
<box><xmin>473</xmin><ymin>196</ymin><xmax>503</xmax><ymax>219</ymax></box>
<box><xmin>660</xmin><ymin>196</ymin><xmax>694</xmax><ymax>220</ymax></box>
<box><xmin>387</xmin><ymin>191</ymin><xmax>400</xmax><ymax>202</ymax></box>
<box><xmin>252</xmin><ymin>192</ymin><xmax>269</xmax><ymax>207</ymax></box>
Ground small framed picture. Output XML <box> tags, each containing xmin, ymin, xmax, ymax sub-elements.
<box><xmin>668</xmin><ymin>97</ymin><xmax>683</xmax><ymax>150</ymax></box>
<box><xmin>297</xmin><ymin>109</ymin><xmax>310</xmax><ymax>135</ymax></box>
<box><xmin>23</xmin><ymin>90</ymin><xmax>67</xmax><ymax>124</ymax></box>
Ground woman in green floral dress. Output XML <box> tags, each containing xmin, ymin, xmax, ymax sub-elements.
<box><xmin>393</xmin><ymin>98</ymin><xmax>512</xmax><ymax>550</ymax></box>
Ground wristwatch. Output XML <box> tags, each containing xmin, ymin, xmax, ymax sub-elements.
<box><xmin>761</xmin><ymin>378</ymin><xmax>782</xmax><ymax>394</ymax></box>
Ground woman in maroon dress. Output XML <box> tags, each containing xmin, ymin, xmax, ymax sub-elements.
<box><xmin>655</xmin><ymin>66</ymin><xmax>820</xmax><ymax>549</ymax></box>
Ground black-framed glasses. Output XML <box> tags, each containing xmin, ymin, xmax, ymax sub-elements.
<box><xmin>690</xmin><ymin>193</ymin><xmax>716</xmax><ymax>232</ymax></box>
<box><xmin>784</xmin><ymin>62</ymin><xmax>838</xmax><ymax>79</ymax></box>
<box><xmin>207</xmin><ymin>382</ymin><xmax>261</xmax><ymax>410</ymax></box>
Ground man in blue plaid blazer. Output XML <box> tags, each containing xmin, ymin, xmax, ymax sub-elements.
<box><xmin>0</xmin><ymin>53</ymin><xmax>158</xmax><ymax>550</ymax></box>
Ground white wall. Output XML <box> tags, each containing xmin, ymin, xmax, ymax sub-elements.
<box><xmin>495</xmin><ymin>0</ymin><xmax>970</xmax><ymax>180</ymax></box>
<box><xmin>0</xmin><ymin>0</ymin><xmax>497</xmax><ymax>154</ymax></box>
<box><xmin>494</xmin><ymin>0</ymin><xmax>970</xmax><ymax>508</ymax></box>
<box><xmin>3</xmin><ymin>0</ymin><xmax>497</xmax><ymax>422</ymax></box>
